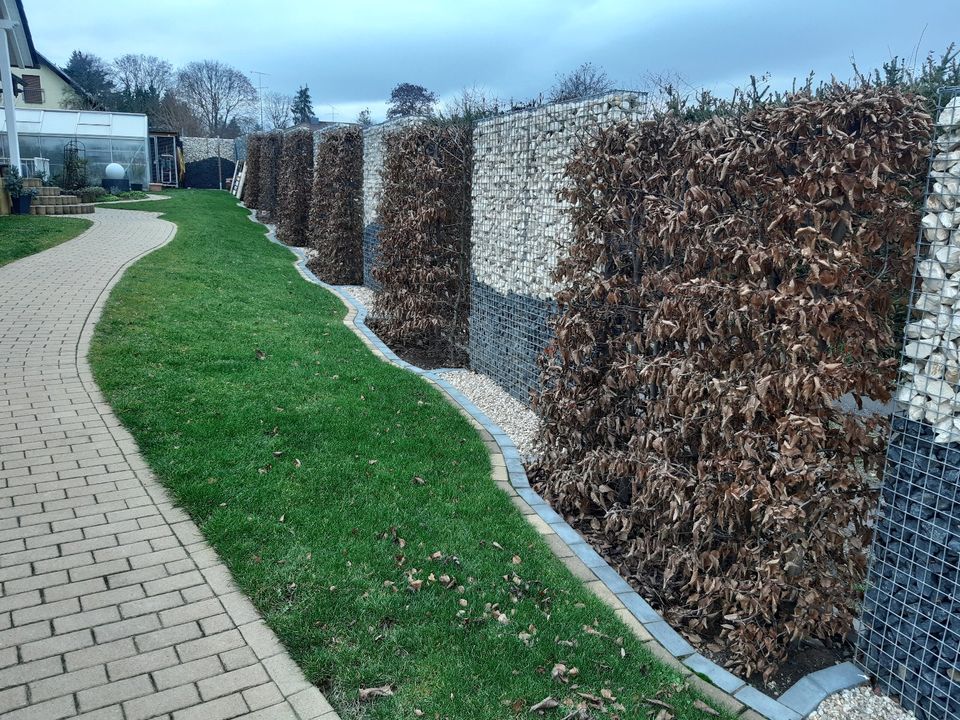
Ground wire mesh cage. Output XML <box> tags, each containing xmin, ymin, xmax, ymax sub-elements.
<box><xmin>858</xmin><ymin>86</ymin><xmax>960</xmax><ymax>720</ymax></box>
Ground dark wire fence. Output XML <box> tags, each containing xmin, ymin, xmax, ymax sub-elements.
<box><xmin>858</xmin><ymin>86</ymin><xmax>960</xmax><ymax>720</ymax></box>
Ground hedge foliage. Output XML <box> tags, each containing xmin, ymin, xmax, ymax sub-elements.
<box><xmin>370</xmin><ymin>123</ymin><xmax>473</xmax><ymax>363</ymax></box>
<box><xmin>533</xmin><ymin>88</ymin><xmax>932</xmax><ymax>679</ymax></box>
<box><xmin>306</xmin><ymin>127</ymin><xmax>364</xmax><ymax>284</ymax></box>
<box><xmin>256</xmin><ymin>131</ymin><xmax>282</xmax><ymax>219</ymax></box>
<box><xmin>241</xmin><ymin>134</ymin><xmax>262</xmax><ymax>208</ymax></box>
<box><xmin>275</xmin><ymin>129</ymin><xmax>314</xmax><ymax>246</ymax></box>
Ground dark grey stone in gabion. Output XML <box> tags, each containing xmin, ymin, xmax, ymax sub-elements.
<box><xmin>363</xmin><ymin>222</ymin><xmax>381</xmax><ymax>291</ymax></box>
<box><xmin>468</xmin><ymin>276</ymin><xmax>555</xmax><ymax>405</ymax></box>
<box><xmin>858</xmin><ymin>416</ymin><xmax>960</xmax><ymax>720</ymax></box>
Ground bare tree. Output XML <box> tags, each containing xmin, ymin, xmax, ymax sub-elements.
<box><xmin>177</xmin><ymin>60</ymin><xmax>257</xmax><ymax>137</ymax></box>
<box><xmin>153</xmin><ymin>92</ymin><xmax>205</xmax><ymax>135</ymax></box>
<box><xmin>263</xmin><ymin>92</ymin><xmax>293</xmax><ymax>130</ymax></box>
<box><xmin>441</xmin><ymin>85</ymin><xmax>502</xmax><ymax>122</ymax></box>
<box><xmin>548</xmin><ymin>62</ymin><xmax>614</xmax><ymax>103</ymax></box>
<box><xmin>111</xmin><ymin>54</ymin><xmax>173</xmax><ymax>116</ymax></box>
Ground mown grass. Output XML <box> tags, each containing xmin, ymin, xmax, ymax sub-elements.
<box><xmin>0</xmin><ymin>215</ymin><xmax>92</xmax><ymax>267</ymax></box>
<box><xmin>90</xmin><ymin>190</ymin><xmax>723</xmax><ymax>720</ymax></box>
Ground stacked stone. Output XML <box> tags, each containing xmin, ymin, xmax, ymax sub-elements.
<box><xmin>468</xmin><ymin>92</ymin><xmax>647</xmax><ymax>402</ymax></box>
<box><xmin>859</xmin><ymin>92</ymin><xmax>960</xmax><ymax>720</ymax></box>
<box><xmin>361</xmin><ymin>117</ymin><xmax>423</xmax><ymax>290</ymax></box>
<box><xmin>180</xmin><ymin>137</ymin><xmax>237</xmax><ymax>164</ymax></box>
<box><xmin>897</xmin><ymin>96</ymin><xmax>960</xmax><ymax>443</ymax></box>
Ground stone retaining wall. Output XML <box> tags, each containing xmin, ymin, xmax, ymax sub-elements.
<box><xmin>468</xmin><ymin>92</ymin><xmax>647</xmax><ymax>401</ymax></box>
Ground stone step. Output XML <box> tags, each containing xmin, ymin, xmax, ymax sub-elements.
<box><xmin>33</xmin><ymin>194</ymin><xmax>79</xmax><ymax>206</ymax></box>
<box><xmin>37</xmin><ymin>186</ymin><xmax>62</xmax><ymax>197</ymax></box>
<box><xmin>22</xmin><ymin>178</ymin><xmax>41</xmax><ymax>188</ymax></box>
<box><xmin>30</xmin><ymin>204</ymin><xmax>95</xmax><ymax>216</ymax></box>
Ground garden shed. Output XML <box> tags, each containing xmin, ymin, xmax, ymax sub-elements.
<box><xmin>0</xmin><ymin>107</ymin><xmax>150</xmax><ymax>186</ymax></box>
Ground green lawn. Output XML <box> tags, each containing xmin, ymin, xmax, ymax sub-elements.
<box><xmin>90</xmin><ymin>190</ymin><xmax>722</xmax><ymax>720</ymax></box>
<box><xmin>0</xmin><ymin>214</ymin><xmax>92</xmax><ymax>267</ymax></box>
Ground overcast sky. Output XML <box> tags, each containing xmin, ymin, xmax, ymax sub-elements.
<box><xmin>26</xmin><ymin>0</ymin><xmax>959</xmax><ymax>123</ymax></box>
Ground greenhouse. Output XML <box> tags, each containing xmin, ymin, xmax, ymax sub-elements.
<box><xmin>0</xmin><ymin>107</ymin><xmax>149</xmax><ymax>187</ymax></box>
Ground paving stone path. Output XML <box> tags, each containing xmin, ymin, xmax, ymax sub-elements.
<box><xmin>0</xmin><ymin>209</ymin><xmax>339</xmax><ymax>720</ymax></box>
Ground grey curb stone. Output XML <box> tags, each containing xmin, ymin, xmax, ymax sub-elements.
<box><xmin>735</xmin><ymin>686</ymin><xmax>803</xmax><ymax>720</ymax></box>
<box><xmin>645</xmin><ymin>620</ymin><xmax>696</xmax><ymax>658</ymax></box>
<box><xmin>684</xmin><ymin>653</ymin><xmax>746</xmax><ymax>694</ymax></box>
<box><xmin>258</xmin><ymin>208</ymin><xmax>871</xmax><ymax>719</ymax></box>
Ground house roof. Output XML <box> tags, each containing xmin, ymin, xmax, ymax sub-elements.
<box><xmin>1</xmin><ymin>0</ymin><xmax>39</xmax><ymax>68</ymax></box>
<box><xmin>36</xmin><ymin>51</ymin><xmax>95</xmax><ymax>104</ymax></box>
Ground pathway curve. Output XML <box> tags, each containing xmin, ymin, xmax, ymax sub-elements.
<box><xmin>0</xmin><ymin>208</ymin><xmax>338</xmax><ymax>720</ymax></box>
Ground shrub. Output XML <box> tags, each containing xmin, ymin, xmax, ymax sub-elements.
<box><xmin>275</xmin><ymin>129</ymin><xmax>314</xmax><ymax>246</ymax></box>
<box><xmin>370</xmin><ymin>123</ymin><xmax>473</xmax><ymax>363</ymax></box>
<box><xmin>242</xmin><ymin>134</ymin><xmax>263</xmax><ymax>209</ymax></box>
<box><xmin>78</xmin><ymin>186</ymin><xmax>108</xmax><ymax>203</ymax></box>
<box><xmin>306</xmin><ymin>126</ymin><xmax>364</xmax><ymax>284</ymax></box>
<box><xmin>533</xmin><ymin>87</ymin><xmax>932</xmax><ymax>680</ymax></box>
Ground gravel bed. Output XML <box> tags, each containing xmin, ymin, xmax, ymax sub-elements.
<box><xmin>436</xmin><ymin>369</ymin><xmax>539</xmax><ymax>456</ymax></box>
<box><xmin>809</xmin><ymin>687</ymin><xmax>914</xmax><ymax>720</ymax></box>
<box><xmin>338</xmin><ymin>285</ymin><xmax>377</xmax><ymax>310</ymax></box>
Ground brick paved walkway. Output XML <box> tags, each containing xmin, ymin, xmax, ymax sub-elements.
<box><xmin>0</xmin><ymin>209</ymin><xmax>338</xmax><ymax>720</ymax></box>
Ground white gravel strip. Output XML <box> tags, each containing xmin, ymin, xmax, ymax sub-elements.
<box><xmin>436</xmin><ymin>369</ymin><xmax>539</xmax><ymax>457</ymax></box>
<box><xmin>338</xmin><ymin>285</ymin><xmax>377</xmax><ymax>311</ymax></box>
<box><xmin>809</xmin><ymin>687</ymin><xmax>915</xmax><ymax>720</ymax></box>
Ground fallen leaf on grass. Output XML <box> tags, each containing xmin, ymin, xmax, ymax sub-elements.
<box><xmin>358</xmin><ymin>685</ymin><xmax>394</xmax><ymax>702</ymax></box>
<box><xmin>653</xmin><ymin>711</ymin><xmax>673</xmax><ymax>720</ymax></box>
<box><xmin>693</xmin><ymin>700</ymin><xmax>719</xmax><ymax>716</ymax></box>
<box><xmin>255</xmin><ymin>349</ymin><xmax>266</xmax><ymax>360</ymax></box>
<box><xmin>293</xmin><ymin>458</ymin><xmax>301</xmax><ymax>468</ymax></box>
<box><xmin>645</xmin><ymin>699</ymin><xmax>675</xmax><ymax>713</ymax></box>
<box><xmin>412</xmin><ymin>475</ymin><xmax>425</xmax><ymax>485</ymax></box>
<box><xmin>530</xmin><ymin>697</ymin><xmax>559</xmax><ymax>712</ymax></box>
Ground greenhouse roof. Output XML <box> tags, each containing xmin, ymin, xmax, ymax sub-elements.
<box><xmin>0</xmin><ymin>107</ymin><xmax>148</xmax><ymax>139</ymax></box>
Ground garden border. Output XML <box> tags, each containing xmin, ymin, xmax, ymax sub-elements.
<box><xmin>246</xmin><ymin>207</ymin><xmax>869</xmax><ymax>720</ymax></box>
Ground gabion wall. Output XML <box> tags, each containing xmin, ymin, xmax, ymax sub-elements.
<box><xmin>179</xmin><ymin>137</ymin><xmax>238</xmax><ymax>189</ymax></box>
<box><xmin>180</xmin><ymin>137</ymin><xmax>237</xmax><ymax>163</ymax></box>
<box><xmin>468</xmin><ymin>92</ymin><xmax>647</xmax><ymax>402</ymax></box>
<box><xmin>361</xmin><ymin>117</ymin><xmax>424</xmax><ymax>290</ymax></box>
<box><xmin>859</xmin><ymin>89</ymin><xmax>960</xmax><ymax>720</ymax></box>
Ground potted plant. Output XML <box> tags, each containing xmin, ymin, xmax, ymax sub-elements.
<box><xmin>4</xmin><ymin>167</ymin><xmax>37</xmax><ymax>215</ymax></box>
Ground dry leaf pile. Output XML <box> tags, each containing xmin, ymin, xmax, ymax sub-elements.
<box><xmin>241</xmin><ymin>134</ymin><xmax>262</xmax><ymax>209</ymax></box>
<box><xmin>534</xmin><ymin>87</ymin><xmax>931</xmax><ymax>680</ymax></box>
<box><xmin>307</xmin><ymin>126</ymin><xmax>364</xmax><ymax>284</ymax></box>
<box><xmin>275</xmin><ymin>128</ymin><xmax>314</xmax><ymax>246</ymax></box>
<box><xmin>370</xmin><ymin>123</ymin><xmax>474</xmax><ymax>361</ymax></box>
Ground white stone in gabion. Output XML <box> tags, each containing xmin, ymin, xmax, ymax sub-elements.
<box><xmin>938</xmin><ymin>96</ymin><xmax>960</xmax><ymax>131</ymax></box>
<box><xmin>896</xmin><ymin>100</ymin><xmax>960</xmax><ymax>444</ymax></box>
<box><xmin>470</xmin><ymin>92</ymin><xmax>648</xmax><ymax>300</ymax></box>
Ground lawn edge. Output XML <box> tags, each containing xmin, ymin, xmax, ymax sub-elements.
<box><xmin>84</xmin><ymin>201</ymin><xmax>344</xmax><ymax>720</ymax></box>
<box><xmin>245</xmin><ymin>206</ymin><xmax>832</xmax><ymax>720</ymax></box>
<box><xmin>0</xmin><ymin>214</ymin><xmax>95</xmax><ymax>268</ymax></box>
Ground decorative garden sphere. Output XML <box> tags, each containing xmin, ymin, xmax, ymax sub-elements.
<box><xmin>105</xmin><ymin>163</ymin><xmax>126</xmax><ymax>180</ymax></box>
